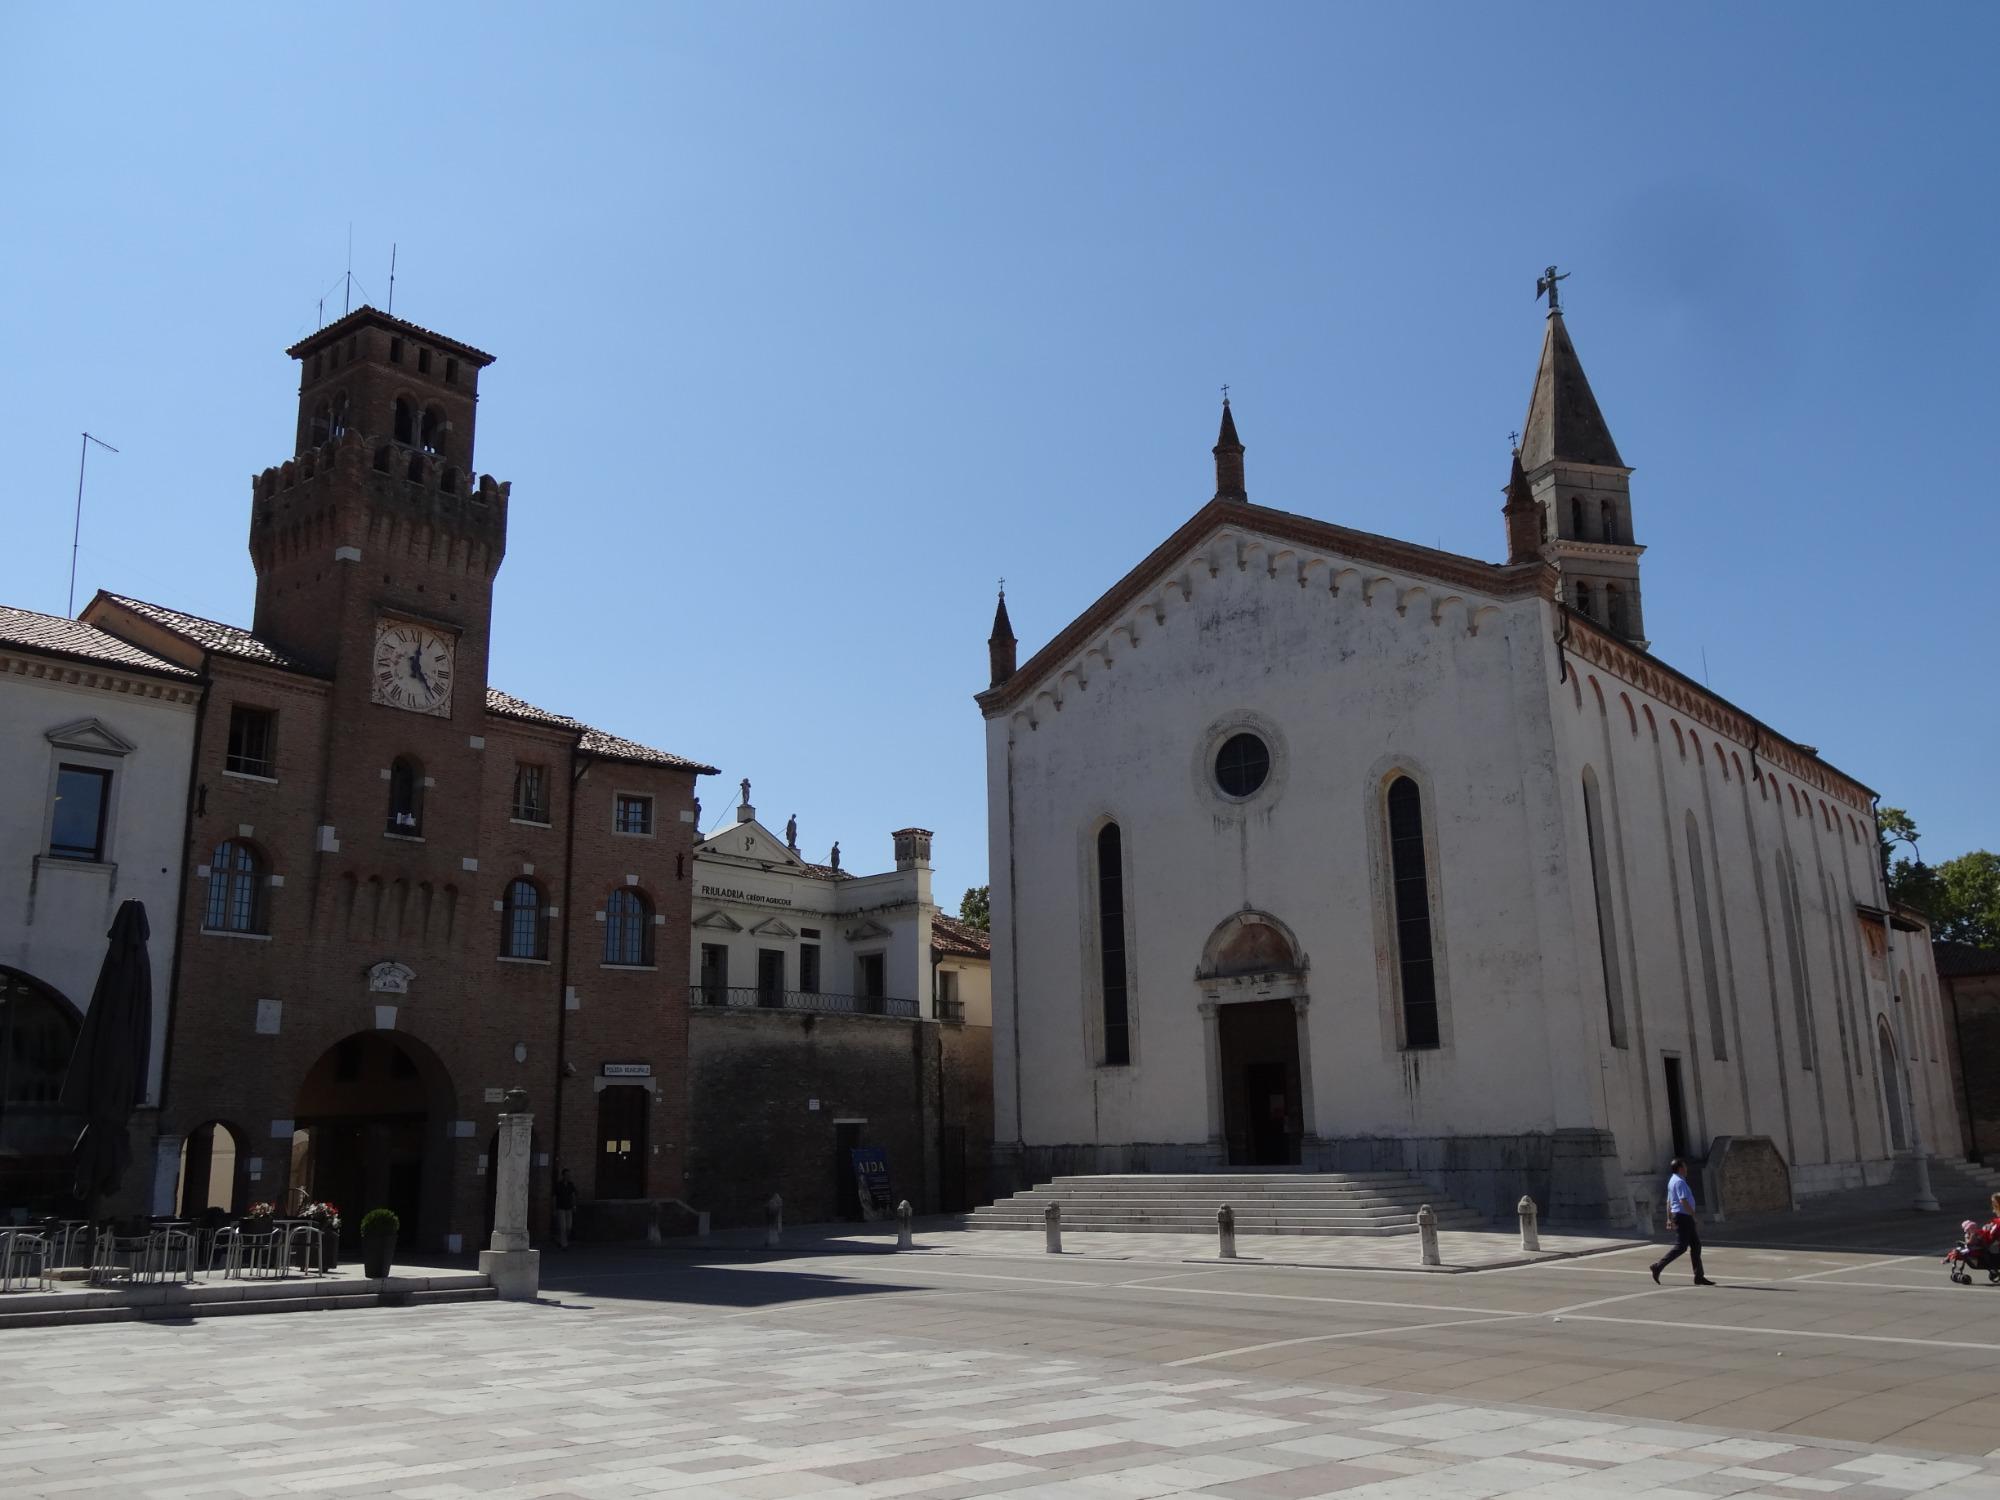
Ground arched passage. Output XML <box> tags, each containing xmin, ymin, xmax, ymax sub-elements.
<box><xmin>294</xmin><ymin>1031</ymin><xmax>456</xmax><ymax>1252</ymax></box>
<box><xmin>0</xmin><ymin>968</ymin><xmax>84</xmax><ymax>1212</ymax></box>
<box><xmin>1197</xmin><ymin>914</ymin><xmax>1310</xmax><ymax>1167</ymax></box>
<box><xmin>175</xmin><ymin>1120</ymin><xmax>246</xmax><ymax>1218</ymax></box>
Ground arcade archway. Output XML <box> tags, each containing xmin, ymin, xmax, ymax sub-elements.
<box><xmin>1196</xmin><ymin>914</ymin><xmax>1313</xmax><ymax>1167</ymax></box>
<box><xmin>294</xmin><ymin>1031</ymin><xmax>456</xmax><ymax>1251</ymax></box>
<box><xmin>0</xmin><ymin>968</ymin><xmax>84</xmax><ymax>1212</ymax></box>
<box><xmin>175</xmin><ymin>1120</ymin><xmax>246</xmax><ymax>1218</ymax></box>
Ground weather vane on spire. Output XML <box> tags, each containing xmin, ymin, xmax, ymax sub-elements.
<box><xmin>1536</xmin><ymin>265</ymin><xmax>1569</xmax><ymax>314</ymax></box>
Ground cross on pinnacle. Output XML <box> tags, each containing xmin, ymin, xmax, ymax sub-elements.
<box><xmin>1536</xmin><ymin>265</ymin><xmax>1570</xmax><ymax>313</ymax></box>
<box><xmin>1508</xmin><ymin>430</ymin><xmax>1520</xmax><ymax>451</ymax></box>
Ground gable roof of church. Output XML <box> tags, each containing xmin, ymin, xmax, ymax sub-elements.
<box><xmin>1520</xmin><ymin>311</ymin><xmax>1625</xmax><ymax>471</ymax></box>
<box><xmin>975</xmin><ymin>495</ymin><xmax>1553</xmax><ymax>715</ymax></box>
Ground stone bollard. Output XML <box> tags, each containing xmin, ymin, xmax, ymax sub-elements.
<box><xmin>1217</xmin><ymin>1204</ymin><xmax>1237</xmax><ymax>1259</ymax></box>
<box><xmin>896</xmin><ymin>1199</ymin><xmax>913</xmax><ymax>1250</ymax></box>
<box><xmin>1417</xmin><ymin>1204</ymin><xmax>1440</xmax><ymax>1267</ymax></box>
<box><xmin>765</xmin><ymin>1193</ymin><xmax>783</xmax><ymax>1248</ymax></box>
<box><xmin>1044</xmin><ymin>1202</ymin><xmax>1062</xmax><ymax>1254</ymax></box>
<box><xmin>1518</xmin><ymin>1195</ymin><xmax>1540</xmax><ymax>1253</ymax></box>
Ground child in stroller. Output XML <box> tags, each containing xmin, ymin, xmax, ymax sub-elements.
<box><xmin>1944</xmin><ymin>1193</ymin><xmax>2000</xmax><ymax>1285</ymax></box>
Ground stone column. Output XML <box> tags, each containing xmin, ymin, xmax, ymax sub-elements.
<box><xmin>1200</xmin><ymin>1000</ymin><xmax>1225</xmax><ymax>1157</ymax></box>
<box><xmin>1291</xmin><ymin>996</ymin><xmax>1320</xmax><ymax>1156</ymax></box>
<box><xmin>478</xmin><ymin>1094</ymin><xmax>541</xmax><ymax>1300</ymax></box>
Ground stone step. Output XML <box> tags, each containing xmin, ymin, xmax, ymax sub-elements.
<box><xmin>995</xmin><ymin>1189</ymin><xmax>1443</xmax><ymax>1205</ymax></box>
<box><xmin>974</xmin><ymin>1170</ymin><xmax>1485</xmax><ymax>1236</ymax></box>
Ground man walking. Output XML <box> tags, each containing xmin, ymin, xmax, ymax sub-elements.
<box><xmin>553</xmin><ymin>1168</ymin><xmax>578</xmax><ymax>1250</ymax></box>
<box><xmin>1651</xmin><ymin>1157</ymin><xmax>1715</xmax><ymax>1286</ymax></box>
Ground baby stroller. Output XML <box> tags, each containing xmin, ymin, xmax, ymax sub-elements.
<box><xmin>1944</xmin><ymin>1220</ymin><xmax>2000</xmax><ymax>1284</ymax></box>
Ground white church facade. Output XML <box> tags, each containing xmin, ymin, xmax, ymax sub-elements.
<box><xmin>977</xmin><ymin>301</ymin><xmax>1955</xmax><ymax>1223</ymax></box>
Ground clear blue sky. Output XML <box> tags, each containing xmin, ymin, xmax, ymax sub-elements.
<box><xmin>5</xmin><ymin>5</ymin><xmax>1995</xmax><ymax>905</ymax></box>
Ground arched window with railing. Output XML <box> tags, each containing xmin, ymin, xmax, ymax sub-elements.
<box><xmin>1095</xmin><ymin>822</ymin><xmax>1130</xmax><ymax>1065</ymax></box>
<box><xmin>387</xmin><ymin>756</ymin><xmax>424</xmax><ymax>836</ymax></box>
<box><xmin>205</xmin><ymin>839</ymin><xmax>267</xmax><ymax>933</ymax></box>
<box><xmin>393</xmin><ymin>397</ymin><xmax>415</xmax><ymax>444</ymax></box>
<box><xmin>501</xmin><ymin>879</ymin><xmax>545</xmax><ymax>959</ymax></box>
<box><xmin>1385</xmin><ymin>776</ymin><xmax>1440</xmax><ymax>1049</ymax></box>
<box><xmin>604</xmin><ymin>888</ymin><xmax>653</xmax><ymax>966</ymax></box>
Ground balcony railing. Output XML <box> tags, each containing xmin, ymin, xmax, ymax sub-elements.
<box><xmin>690</xmin><ymin>985</ymin><xmax>919</xmax><ymax>1019</ymax></box>
<box><xmin>934</xmin><ymin>997</ymin><xmax>965</xmax><ymax>1023</ymax></box>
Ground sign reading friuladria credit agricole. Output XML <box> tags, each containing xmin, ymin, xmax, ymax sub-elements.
<box><xmin>700</xmin><ymin>883</ymin><xmax>794</xmax><ymax>908</ymax></box>
<box><xmin>602</xmin><ymin>1062</ymin><xmax>652</xmax><ymax>1079</ymax></box>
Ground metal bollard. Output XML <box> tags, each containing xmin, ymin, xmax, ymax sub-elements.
<box><xmin>1217</xmin><ymin>1204</ymin><xmax>1237</xmax><ymax>1259</ymax></box>
<box><xmin>765</xmin><ymin>1193</ymin><xmax>783</xmax><ymax>1248</ymax></box>
<box><xmin>896</xmin><ymin>1199</ymin><xmax>913</xmax><ymax>1250</ymax></box>
<box><xmin>1044</xmin><ymin>1202</ymin><xmax>1062</xmax><ymax>1254</ymax></box>
<box><xmin>1417</xmin><ymin>1203</ymin><xmax>1440</xmax><ymax>1267</ymax></box>
<box><xmin>1517</xmin><ymin>1195</ymin><xmax>1540</xmax><ymax>1253</ymax></box>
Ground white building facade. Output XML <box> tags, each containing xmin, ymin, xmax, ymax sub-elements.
<box><xmin>1</xmin><ymin>607</ymin><xmax>200</xmax><ymax>1214</ymax></box>
<box><xmin>979</xmin><ymin>312</ymin><xmax>1955</xmax><ymax>1222</ymax></box>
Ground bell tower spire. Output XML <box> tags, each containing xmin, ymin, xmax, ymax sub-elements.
<box><xmin>987</xmin><ymin>583</ymin><xmax>1017</xmax><ymax>688</ymax></box>
<box><xmin>1516</xmin><ymin>272</ymin><xmax>1647</xmax><ymax>647</ymax></box>
<box><xmin>1212</xmin><ymin>391</ymin><xmax>1246</xmax><ymax>503</ymax></box>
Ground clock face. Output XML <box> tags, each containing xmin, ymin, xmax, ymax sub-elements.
<box><xmin>371</xmin><ymin>619</ymin><xmax>456</xmax><ymax>716</ymax></box>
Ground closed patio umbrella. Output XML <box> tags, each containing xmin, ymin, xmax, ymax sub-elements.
<box><xmin>60</xmin><ymin>900</ymin><xmax>152</xmax><ymax>1206</ymax></box>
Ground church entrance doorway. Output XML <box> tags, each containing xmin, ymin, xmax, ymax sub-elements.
<box><xmin>1218</xmin><ymin>1000</ymin><xmax>1301</xmax><ymax>1166</ymax></box>
<box><xmin>294</xmin><ymin>1031</ymin><xmax>453</xmax><ymax>1252</ymax></box>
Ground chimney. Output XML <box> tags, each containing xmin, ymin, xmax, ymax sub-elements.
<box><xmin>892</xmin><ymin>827</ymin><xmax>934</xmax><ymax>871</ymax></box>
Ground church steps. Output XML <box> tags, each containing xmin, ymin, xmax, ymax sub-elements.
<box><xmin>969</xmin><ymin>1171</ymin><xmax>1490</xmax><ymax>1236</ymax></box>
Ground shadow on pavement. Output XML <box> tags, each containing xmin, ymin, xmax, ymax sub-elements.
<box><xmin>534</xmin><ymin>1252</ymin><xmax>924</xmax><ymax>1310</ymax></box>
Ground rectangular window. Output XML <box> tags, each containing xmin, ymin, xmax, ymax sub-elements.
<box><xmin>615</xmin><ymin>794</ymin><xmax>653</xmax><ymax>835</ymax></box>
<box><xmin>937</xmin><ymin>969</ymin><xmax>961</xmax><ymax>1021</ymax></box>
<box><xmin>512</xmin><ymin>763</ymin><xmax>549</xmax><ymax>823</ymax></box>
<box><xmin>858</xmin><ymin>953</ymin><xmax>886</xmax><ymax>1012</ymax></box>
<box><xmin>225</xmin><ymin>706</ymin><xmax>276</xmax><ymax>777</ymax></box>
<box><xmin>700</xmin><ymin>943</ymin><xmax>728</xmax><ymax>1004</ymax></box>
<box><xmin>798</xmin><ymin>942</ymin><xmax>820</xmax><ymax>994</ymax></box>
<box><xmin>49</xmin><ymin>765</ymin><xmax>111</xmax><ymax>861</ymax></box>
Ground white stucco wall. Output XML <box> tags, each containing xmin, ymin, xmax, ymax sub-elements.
<box><xmin>1</xmin><ymin>665</ymin><xmax>198</xmax><ymax>1106</ymax></box>
<box><xmin>987</xmin><ymin>525</ymin><xmax>1583</xmax><ymax>1160</ymax></box>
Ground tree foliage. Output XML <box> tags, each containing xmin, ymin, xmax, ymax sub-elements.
<box><xmin>1881</xmin><ymin>807</ymin><xmax>2000</xmax><ymax>950</ymax></box>
<box><xmin>959</xmin><ymin>885</ymin><xmax>991</xmax><ymax>931</ymax></box>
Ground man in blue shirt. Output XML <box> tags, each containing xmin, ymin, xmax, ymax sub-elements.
<box><xmin>1650</xmin><ymin>1157</ymin><xmax>1715</xmax><ymax>1285</ymax></box>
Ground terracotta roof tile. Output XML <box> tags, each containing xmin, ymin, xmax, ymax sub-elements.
<box><xmin>286</xmin><ymin>306</ymin><xmax>495</xmax><ymax>366</ymax></box>
<box><xmin>100</xmin><ymin>595</ymin><xmax>317</xmax><ymax>672</ymax></box>
<box><xmin>579</xmin><ymin>726</ymin><xmax>719</xmax><ymax>775</ymax></box>
<box><xmin>485</xmin><ymin>687</ymin><xmax>584</xmax><ymax>731</ymax></box>
<box><xmin>0</xmin><ymin>605</ymin><xmax>197</xmax><ymax>679</ymax></box>
<box><xmin>1936</xmin><ymin>941</ymin><xmax>2000</xmax><ymax>979</ymax></box>
<box><xmin>931</xmin><ymin>913</ymin><xmax>992</xmax><ymax>959</ymax></box>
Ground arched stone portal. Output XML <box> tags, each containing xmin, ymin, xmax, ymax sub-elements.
<box><xmin>176</xmin><ymin>1120</ymin><xmax>246</xmax><ymax>1218</ymax></box>
<box><xmin>294</xmin><ymin>1031</ymin><xmax>456</xmax><ymax>1251</ymax></box>
<box><xmin>0</xmin><ymin>968</ymin><xmax>84</xmax><ymax>1211</ymax></box>
<box><xmin>1196</xmin><ymin>914</ymin><xmax>1316</xmax><ymax>1167</ymax></box>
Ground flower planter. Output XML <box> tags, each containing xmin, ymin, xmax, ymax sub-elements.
<box><xmin>362</xmin><ymin>1230</ymin><xmax>395</xmax><ymax>1279</ymax></box>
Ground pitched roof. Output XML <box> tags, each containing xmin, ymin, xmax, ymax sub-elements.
<box><xmin>989</xmin><ymin>590</ymin><xmax>1015</xmax><ymax>645</ymax></box>
<box><xmin>978</xmin><ymin>495</ymin><xmax>1551</xmax><ymax>715</ymax></box>
<box><xmin>0</xmin><ymin>604</ymin><xmax>197</xmax><ymax>679</ymax></box>
<box><xmin>286</xmin><ymin>306</ymin><xmax>496</xmax><ymax>366</ymax></box>
<box><xmin>1215</xmin><ymin>399</ymin><xmax>1242</xmax><ymax>450</ymax></box>
<box><xmin>1519</xmin><ymin>312</ymin><xmax>1625</xmax><ymax>471</ymax></box>
<box><xmin>100</xmin><ymin>595</ymin><xmax>318</xmax><ymax>672</ymax></box>
<box><xmin>1936</xmin><ymin>941</ymin><xmax>2000</xmax><ymax>979</ymax></box>
<box><xmin>931</xmin><ymin>913</ymin><xmax>992</xmax><ymax>960</ymax></box>
<box><xmin>485</xmin><ymin>687</ymin><xmax>718</xmax><ymax>774</ymax></box>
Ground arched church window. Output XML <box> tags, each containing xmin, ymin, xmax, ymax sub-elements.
<box><xmin>1685</xmin><ymin>814</ymin><xmax>1727</xmax><ymax>1060</ymax></box>
<box><xmin>1538</xmin><ymin>509</ymin><xmax>1549</xmax><ymax>543</ymax></box>
<box><xmin>309</xmin><ymin>402</ymin><xmax>331</xmax><ymax>446</ymax></box>
<box><xmin>1096</xmin><ymin>823</ymin><xmax>1130</xmax><ymax>1065</ymax></box>
<box><xmin>502</xmin><ymin>878</ymin><xmax>545</xmax><ymax>960</ymax></box>
<box><xmin>1569</xmin><ymin>497</ymin><xmax>1584</xmax><ymax>536</ymax></box>
<box><xmin>1600</xmin><ymin>500</ymin><xmax>1615</xmax><ymax>542</ymax></box>
<box><xmin>329</xmin><ymin>394</ymin><xmax>348</xmax><ymax>439</ymax></box>
<box><xmin>1606</xmin><ymin>585</ymin><xmax>1627</xmax><ymax>637</ymax></box>
<box><xmin>387</xmin><ymin>756</ymin><xmax>424</xmax><ymax>837</ymax></box>
<box><xmin>420</xmin><ymin>406</ymin><xmax>444</xmax><ymax>454</ymax></box>
<box><xmin>1775</xmin><ymin>854</ymin><xmax>1815</xmax><ymax>1070</ymax></box>
<box><xmin>604</xmin><ymin>888</ymin><xmax>653</xmax><ymax>966</ymax></box>
<box><xmin>1574</xmin><ymin>582</ymin><xmax>1593</xmax><ymax>619</ymax></box>
<box><xmin>393</xmin><ymin>397</ymin><xmax>414</xmax><ymax>444</ymax></box>
<box><xmin>1580</xmin><ymin>768</ymin><xmax>1628</xmax><ymax>1047</ymax></box>
<box><xmin>1385</xmin><ymin>777</ymin><xmax>1440</xmax><ymax>1049</ymax></box>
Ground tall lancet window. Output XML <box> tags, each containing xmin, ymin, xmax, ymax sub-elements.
<box><xmin>1581</xmin><ymin>768</ymin><xmax>1629</xmax><ymax>1047</ymax></box>
<box><xmin>1570</xmin><ymin>497</ymin><xmax>1585</xmax><ymax>537</ymax></box>
<box><xmin>1385</xmin><ymin>777</ymin><xmax>1440</xmax><ymax>1048</ymax></box>
<box><xmin>1685</xmin><ymin>814</ymin><xmax>1727</xmax><ymax>1060</ymax></box>
<box><xmin>1600</xmin><ymin>500</ymin><xmax>1615</xmax><ymax>542</ymax></box>
<box><xmin>1096</xmin><ymin>823</ymin><xmax>1131</xmax><ymax>1066</ymax></box>
<box><xmin>1606</xmin><ymin>585</ymin><xmax>1627</xmax><ymax>637</ymax></box>
<box><xmin>1574</xmin><ymin>582</ymin><xmax>1594</xmax><ymax>620</ymax></box>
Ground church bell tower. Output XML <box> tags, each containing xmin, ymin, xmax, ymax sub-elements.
<box><xmin>1514</xmin><ymin>274</ymin><xmax>1647</xmax><ymax>648</ymax></box>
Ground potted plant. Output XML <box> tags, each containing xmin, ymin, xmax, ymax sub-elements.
<box><xmin>297</xmin><ymin>1200</ymin><xmax>342</xmax><ymax>1273</ymax></box>
<box><xmin>360</xmin><ymin>1207</ymin><xmax>399</xmax><ymax>1279</ymax></box>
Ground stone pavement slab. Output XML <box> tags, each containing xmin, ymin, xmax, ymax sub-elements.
<box><xmin>3</xmin><ymin>1290</ymin><xmax>1998</xmax><ymax>1499</ymax></box>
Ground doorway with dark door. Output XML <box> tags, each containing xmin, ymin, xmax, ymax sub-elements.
<box><xmin>596</xmin><ymin>1086</ymin><xmax>648</xmax><ymax>1200</ymax></box>
<box><xmin>757</xmin><ymin>949</ymin><xmax>785</xmax><ymax>1008</ymax></box>
<box><xmin>700</xmin><ymin>944</ymin><xmax>728</xmax><ymax>1005</ymax></box>
<box><xmin>1218</xmin><ymin>999</ymin><xmax>1302</xmax><ymax>1166</ymax></box>
<box><xmin>1663</xmin><ymin>1056</ymin><xmax>1690</xmax><ymax>1159</ymax></box>
<box><xmin>834</xmin><ymin>1121</ymin><xmax>863</xmax><ymax>1219</ymax></box>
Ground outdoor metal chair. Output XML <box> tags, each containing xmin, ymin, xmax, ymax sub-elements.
<box><xmin>150</xmin><ymin>1228</ymin><xmax>197</xmax><ymax>1285</ymax></box>
<box><xmin>219</xmin><ymin>1225</ymin><xmax>282</xmax><ymax>1279</ymax></box>
<box><xmin>1</xmin><ymin>1230</ymin><xmax>53</xmax><ymax>1293</ymax></box>
<box><xmin>281</xmin><ymin>1222</ymin><xmax>323</xmax><ymax>1277</ymax></box>
<box><xmin>88</xmin><ymin>1224</ymin><xmax>155</xmax><ymax>1286</ymax></box>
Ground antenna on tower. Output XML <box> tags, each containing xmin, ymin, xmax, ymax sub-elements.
<box><xmin>343</xmin><ymin>223</ymin><xmax>353</xmax><ymax>316</ymax></box>
<box><xmin>388</xmin><ymin>243</ymin><xmax>397</xmax><ymax>315</ymax></box>
<box><xmin>69</xmin><ymin>432</ymin><xmax>120</xmax><ymax>618</ymax></box>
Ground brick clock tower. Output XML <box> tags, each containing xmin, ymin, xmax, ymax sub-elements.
<box><xmin>88</xmin><ymin>308</ymin><xmax>711</xmax><ymax>1252</ymax></box>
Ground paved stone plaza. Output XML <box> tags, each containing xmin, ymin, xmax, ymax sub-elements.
<box><xmin>7</xmin><ymin>1233</ymin><xmax>2000</xmax><ymax>1498</ymax></box>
